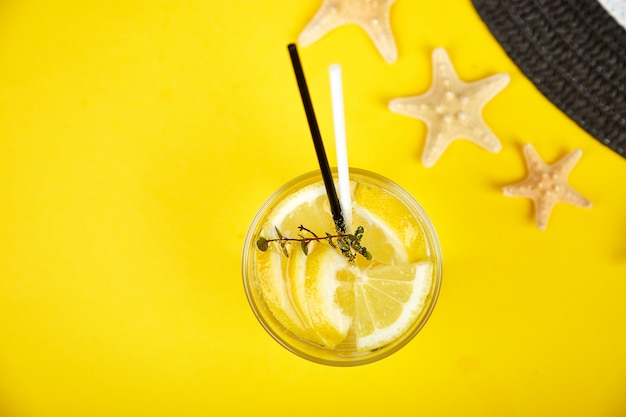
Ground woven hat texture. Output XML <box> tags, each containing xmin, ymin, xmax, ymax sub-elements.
<box><xmin>472</xmin><ymin>0</ymin><xmax>626</xmax><ymax>158</ymax></box>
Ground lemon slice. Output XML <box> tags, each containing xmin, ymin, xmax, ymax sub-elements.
<box><xmin>287</xmin><ymin>243</ymin><xmax>326</xmax><ymax>346</ymax></box>
<box><xmin>302</xmin><ymin>243</ymin><xmax>433</xmax><ymax>351</ymax></box>
<box><xmin>353</xmin><ymin>261</ymin><xmax>433</xmax><ymax>351</ymax></box>
<box><xmin>352</xmin><ymin>183</ymin><xmax>427</xmax><ymax>265</ymax></box>
<box><xmin>263</xmin><ymin>183</ymin><xmax>335</xmax><ymax>241</ymax></box>
<box><xmin>302</xmin><ymin>244</ymin><xmax>354</xmax><ymax>348</ymax></box>
<box><xmin>256</xmin><ymin>249</ymin><xmax>318</xmax><ymax>341</ymax></box>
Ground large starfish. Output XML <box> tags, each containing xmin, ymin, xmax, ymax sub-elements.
<box><xmin>503</xmin><ymin>143</ymin><xmax>592</xmax><ymax>230</ymax></box>
<box><xmin>298</xmin><ymin>0</ymin><xmax>398</xmax><ymax>63</ymax></box>
<box><xmin>389</xmin><ymin>47</ymin><xmax>510</xmax><ymax>167</ymax></box>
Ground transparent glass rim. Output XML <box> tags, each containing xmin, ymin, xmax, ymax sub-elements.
<box><xmin>242</xmin><ymin>168</ymin><xmax>442</xmax><ymax>366</ymax></box>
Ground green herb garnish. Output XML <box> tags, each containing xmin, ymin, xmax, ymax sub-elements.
<box><xmin>257</xmin><ymin>225</ymin><xmax>372</xmax><ymax>262</ymax></box>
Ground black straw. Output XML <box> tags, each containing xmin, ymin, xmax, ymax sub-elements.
<box><xmin>287</xmin><ymin>43</ymin><xmax>346</xmax><ymax>233</ymax></box>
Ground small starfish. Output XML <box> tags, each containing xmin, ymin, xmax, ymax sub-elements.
<box><xmin>503</xmin><ymin>143</ymin><xmax>592</xmax><ymax>230</ymax></box>
<box><xmin>298</xmin><ymin>0</ymin><xmax>398</xmax><ymax>63</ymax></box>
<box><xmin>389</xmin><ymin>47</ymin><xmax>510</xmax><ymax>167</ymax></box>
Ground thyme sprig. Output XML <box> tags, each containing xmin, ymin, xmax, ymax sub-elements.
<box><xmin>257</xmin><ymin>225</ymin><xmax>372</xmax><ymax>262</ymax></box>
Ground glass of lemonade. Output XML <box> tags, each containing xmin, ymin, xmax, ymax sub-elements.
<box><xmin>242</xmin><ymin>168</ymin><xmax>442</xmax><ymax>366</ymax></box>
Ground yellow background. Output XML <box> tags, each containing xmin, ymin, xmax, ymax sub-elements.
<box><xmin>1</xmin><ymin>1</ymin><xmax>625</xmax><ymax>416</ymax></box>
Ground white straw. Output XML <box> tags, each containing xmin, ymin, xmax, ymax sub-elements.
<box><xmin>329</xmin><ymin>64</ymin><xmax>352</xmax><ymax>230</ymax></box>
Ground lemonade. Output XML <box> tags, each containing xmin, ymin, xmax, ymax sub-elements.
<box><xmin>242</xmin><ymin>169</ymin><xmax>441</xmax><ymax>365</ymax></box>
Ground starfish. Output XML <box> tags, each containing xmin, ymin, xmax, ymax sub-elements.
<box><xmin>298</xmin><ymin>0</ymin><xmax>398</xmax><ymax>63</ymax></box>
<box><xmin>389</xmin><ymin>47</ymin><xmax>510</xmax><ymax>167</ymax></box>
<box><xmin>503</xmin><ymin>143</ymin><xmax>592</xmax><ymax>230</ymax></box>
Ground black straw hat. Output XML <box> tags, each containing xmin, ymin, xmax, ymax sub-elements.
<box><xmin>472</xmin><ymin>0</ymin><xmax>626</xmax><ymax>158</ymax></box>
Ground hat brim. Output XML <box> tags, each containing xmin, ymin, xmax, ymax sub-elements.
<box><xmin>472</xmin><ymin>0</ymin><xmax>626</xmax><ymax>158</ymax></box>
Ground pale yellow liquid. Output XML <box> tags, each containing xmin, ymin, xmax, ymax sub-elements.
<box><xmin>243</xmin><ymin>169</ymin><xmax>441</xmax><ymax>366</ymax></box>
